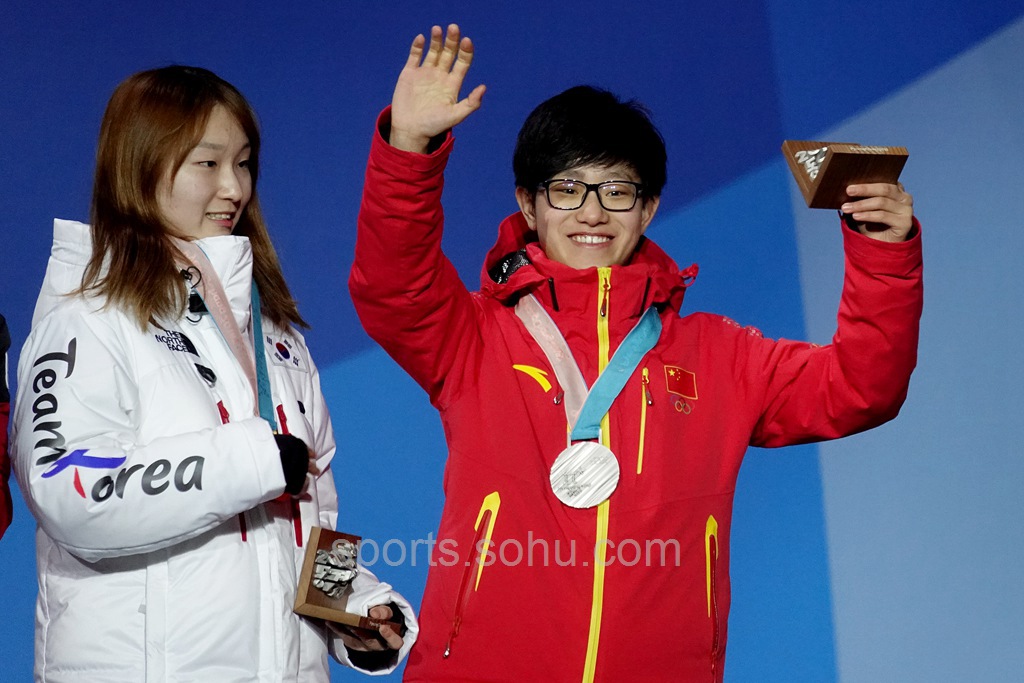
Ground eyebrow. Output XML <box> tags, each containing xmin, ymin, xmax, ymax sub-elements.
<box><xmin>558</xmin><ymin>165</ymin><xmax>639</xmax><ymax>182</ymax></box>
<box><xmin>194</xmin><ymin>141</ymin><xmax>251</xmax><ymax>152</ymax></box>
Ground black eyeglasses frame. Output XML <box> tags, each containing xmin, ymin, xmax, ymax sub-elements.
<box><xmin>536</xmin><ymin>179</ymin><xmax>645</xmax><ymax>212</ymax></box>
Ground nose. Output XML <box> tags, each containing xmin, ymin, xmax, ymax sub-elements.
<box><xmin>218</xmin><ymin>166</ymin><xmax>245</xmax><ymax>203</ymax></box>
<box><xmin>576</xmin><ymin>189</ymin><xmax>608</xmax><ymax>225</ymax></box>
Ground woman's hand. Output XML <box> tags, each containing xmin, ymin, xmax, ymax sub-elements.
<box><xmin>329</xmin><ymin>604</ymin><xmax>404</xmax><ymax>651</ymax></box>
<box><xmin>389</xmin><ymin>24</ymin><xmax>486</xmax><ymax>153</ymax></box>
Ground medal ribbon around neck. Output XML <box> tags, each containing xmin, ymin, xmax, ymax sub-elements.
<box><xmin>173</xmin><ymin>239</ymin><xmax>277</xmax><ymax>429</ymax></box>
<box><xmin>515</xmin><ymin>294</ymin><xmax>662</xmax><ymax>507</ymax></box>
<box><xmin>250</xmin><ymin>281</ymin><xmax>278</xmax><ymax>430</ymax></box>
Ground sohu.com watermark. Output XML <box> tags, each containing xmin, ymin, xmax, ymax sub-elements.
<box><xmin>357</xmin><ymin>532</ymin><xmax>683</xmax><ymax>569</ymax></box>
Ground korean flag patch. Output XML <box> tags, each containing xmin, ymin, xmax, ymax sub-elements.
<box><xmin>265</xmin><ymin>334</ymin><xmax>306</xmax><ymax>372</ymax></box>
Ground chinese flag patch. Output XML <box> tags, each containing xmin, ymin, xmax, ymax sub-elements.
<box><xmin>664</xmin><ymin>366</ymin><xmax>698</xmax><ymax>400</ymax></box>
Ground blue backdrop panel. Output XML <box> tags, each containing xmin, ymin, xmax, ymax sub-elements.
<box><xmin>0</xmin><ymin>0</ymin><xmax>789</xmax><ymax>367</ymax></box>
<box><xmin>766</xmin><ymin>0</ymin><xmax>1024</xmax><ymax>135</ymax></box>
<box><xmin>1</xmin><ymin>2</ymin><xmax>1023</xmax><ymax>682</ymax></box>
<box><xmin>794</xmin><ymin>17</ymin><xmax>1024</xmax><ymax>682</ymax></box>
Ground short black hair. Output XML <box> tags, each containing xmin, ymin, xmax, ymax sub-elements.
<box><xmin>513</xmin><ymin>85</ymin><xmax>667</xmax><ymax>198</ymax></box>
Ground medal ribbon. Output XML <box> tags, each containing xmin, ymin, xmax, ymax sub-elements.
<box><xmin>250</xmin><ymin>282</ymin><xmax>278</xmax><ymax>430</ymax></box>
<box><xmin>515</xmin><ymin>294</ymin><xmax>662</xmax><ymax>442</ymax></box>
<box><xmin>174</xmin><ymin>239</ymin><xmax>277</xmax><ymax>429</ymax></box>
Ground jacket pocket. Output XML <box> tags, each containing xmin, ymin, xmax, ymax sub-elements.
<box><xmin>445</xmin><ymin>490</ymin><xmax>500</xmax><ymax>658</ymax></box>
<box><xmin>706</xmin><ymin>514</ymin><xmax>721</xmax><ymax>679</ymax></box>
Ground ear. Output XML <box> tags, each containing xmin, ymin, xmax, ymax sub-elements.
<box><xmin>515</xmin><ymin>187</ymin><xmax>538</xmax><ymax>230</ymax></box>
<box><xmin>639</xmin><ymin>196</ymin><xmax>661</xmax><ymax>234</ymax></box>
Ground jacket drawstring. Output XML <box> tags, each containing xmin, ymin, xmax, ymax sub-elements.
<box><xmin>637</xmin><ymin>276</ymin><xmax>651</xmax><ymax>317</ymax></box>
<box><xmin>547</xmin><ymin>277</ymin><xmax>559</xmax><ymax>312</ymax></box>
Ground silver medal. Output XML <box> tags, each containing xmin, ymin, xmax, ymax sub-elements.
<box><xmin>549</xmin><ymin>441</ymin><xmax>620</xmax><ymax>508</ymax></box>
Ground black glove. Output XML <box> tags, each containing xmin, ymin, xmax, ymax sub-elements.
<box><xmin>274</xmin><ymin>433</ymin><xmax>309</xmax><ymax>495</ymax></box>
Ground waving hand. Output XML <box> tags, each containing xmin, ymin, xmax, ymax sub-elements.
<box><xmin>389</xmin><ymin>24</ymin><xmax>486</xmax><ymax>153</ymax></box>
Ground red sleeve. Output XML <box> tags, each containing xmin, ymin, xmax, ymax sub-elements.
<box><xmin>749</xmin><ymin>219</ymin><xmax>923</xmax><ymax>446</ymax></box>
<box><xmin>348</xmin><ymin>109</ymin><xmax>483</xmax><ymax>408</ymax></box>
<box><xmin>1</xmin><ymin>311</ymin><xmax>11</xmax><ymax>536</ymax></box>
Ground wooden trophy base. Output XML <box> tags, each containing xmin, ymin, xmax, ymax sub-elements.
<box><xmin>782</xmin><ymin>140</ymin><xmax>908</xmax><ymax>209</ymax></box>
<box><xmin>294</xmin><ymin>527</ymin><xmax>402</xmax><ymax>635</ymax></box>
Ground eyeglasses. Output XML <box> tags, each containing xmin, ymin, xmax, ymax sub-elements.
<box><xmin>537</xmin><ymin>179</ymin><xmax>644</xmax><ymax>212</ymax></box>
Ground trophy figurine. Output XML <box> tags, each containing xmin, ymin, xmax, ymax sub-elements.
<box><xmin>294</xmin><ymin>527</ymin><xmax>402</xmax><ymax>634</ymax></box>
<box><xmin>782</xmin><ymin>140</ymin><xmax>908</xmax><ymax>209</ymax></box>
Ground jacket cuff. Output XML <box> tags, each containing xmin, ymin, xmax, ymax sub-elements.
<box><xmin>236</xmin><ymin>417</ymin><xmax>287</xmax><ymax>500</ymax></box>
<box><xmin>372</xmin><ymin>106</ymin><xmax>454</xmax><ymax>176</ymax></box>
<box><xmin>344</xmin><ymin>645</ymin><xmax>400</xmax><ymax>673</ymax></box>
<box><xmin>841</xmin><ymin>215</ymin><xmax>923</xmax><ymax>271</ymax></box>
<box><xmin>327</xmin><ymin>566</ymin><xmax>418</xmax><ymax>674</ymax></box>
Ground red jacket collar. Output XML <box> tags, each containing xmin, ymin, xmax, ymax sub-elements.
<box><xmin>479</xmin><ymin>212</ymin><xmax>698</xmax><ymax>318</ymax></box>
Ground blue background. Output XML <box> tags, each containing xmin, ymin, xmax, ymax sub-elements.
<box><xmin>3</xmin><ymin>2</ymin><xmax>1023</xmax><ymax>681</ymax></box>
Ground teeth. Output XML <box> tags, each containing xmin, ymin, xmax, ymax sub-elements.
<box><xmin>207</xmin><ymin>213</ymin><xmax>232</xmax><ymax>220</ymax></box>
<box><xmin>571</xmin><ymin>234</ymin><xmax>611</xmax><ymax>244</ymax></box>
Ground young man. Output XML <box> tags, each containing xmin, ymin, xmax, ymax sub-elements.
<box><xmin>350</xmin><ymin>25</ymin><xmax>922</xmax><ymax>682</ymax></box>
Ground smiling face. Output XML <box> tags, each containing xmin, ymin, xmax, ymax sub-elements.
<box><xmin>156</xmin><ymin>105</ymin><xmax>252</xmax><ymax>239</ymax></box>
<box><xmin>516</xmin><ymin>163</ymin><xmax>660</xmax><ymax>270</ymax></box>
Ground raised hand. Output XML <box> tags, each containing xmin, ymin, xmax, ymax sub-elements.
<box><xmin>389</xmin><ymin>24</ymin><xmax>486</xmax><ymax>153</ymax></box>
<box><xmin>841</xmin><ymin>183</ymin><xmax>915</xmax><ymax>243</ymax></box>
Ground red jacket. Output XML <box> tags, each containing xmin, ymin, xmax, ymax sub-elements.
<box><xmin>1</xmin><ymin>314</ymin><xmax>12</xmax><ymax>538</ymax></box>
<box><xmin>350</xmin><ymin>113</ymin><xmax>923</xmax><ymax>683</ymax></box>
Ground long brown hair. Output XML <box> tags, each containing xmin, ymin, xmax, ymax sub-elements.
<box><xmin>82</xmin><ymin>65</ymin><xmax>307</xmax><ymax>329</ymax></box>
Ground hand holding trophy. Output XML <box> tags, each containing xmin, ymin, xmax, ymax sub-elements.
<box><xmin>294</xmin><ymin>528</ymin><xmax>405</xmax><ymax>649</ymax></box>
<box><xmin>783</xmin><ymin>140</ymin><xmax>914</xmax><ymax>242</ymax></box>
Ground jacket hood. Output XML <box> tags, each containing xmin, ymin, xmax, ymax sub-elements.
<box><xmin>34</xmin><ymin>219</ymin><xmax>254</xmax><ymax>333</ymax></box>
<box><xmin>33</xmin><ymin>219</ymin><xmax>93</xmax><ymax>327</ymax></box>
<box><xmin>479</xmin><ymin>212</ymin><xmax>698</xmax><ymax>314</ymax></box>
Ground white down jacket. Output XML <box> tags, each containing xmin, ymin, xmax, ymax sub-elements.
<box><xmin>12</xmin><ymin>219</ymin><xmax>416</xmax><ymax>682</ymax></box>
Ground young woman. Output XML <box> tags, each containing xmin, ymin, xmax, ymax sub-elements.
<box><xmin>12</xmin><ymin>65</ymin><xmax>414</xmax><ymax>682</ymax></box>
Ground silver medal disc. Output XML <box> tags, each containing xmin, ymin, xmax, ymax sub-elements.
<box><xmin>549</xmin><ymin>441</ymin><xmax>620</xmax><ymax>508</ymax></box>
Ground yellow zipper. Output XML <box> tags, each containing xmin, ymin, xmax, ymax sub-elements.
<box><xmin>638</xmin><ymin>367</ymin><xmax>651</xmax><ymax>475</ymax></box>
<box><xmin>583</xmin><ymin>269</ymin><xmax>613</xmax><ymax>683</ymax></box>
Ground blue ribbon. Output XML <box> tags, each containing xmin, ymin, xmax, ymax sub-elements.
<box><xmin>251</xmin><ymin>282</ymin><xmax>278</xmax><ymax>432</ymax></box>
<box><xmin>570</xmin><ymin>307</ymin><xmax>662</xmax><ymax>442</ymax></box>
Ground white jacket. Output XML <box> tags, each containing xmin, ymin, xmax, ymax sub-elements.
<box><xmin>12</xmin><ymin>219</ymin><xmax>416</xmax><ymax>682</ymax></box>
